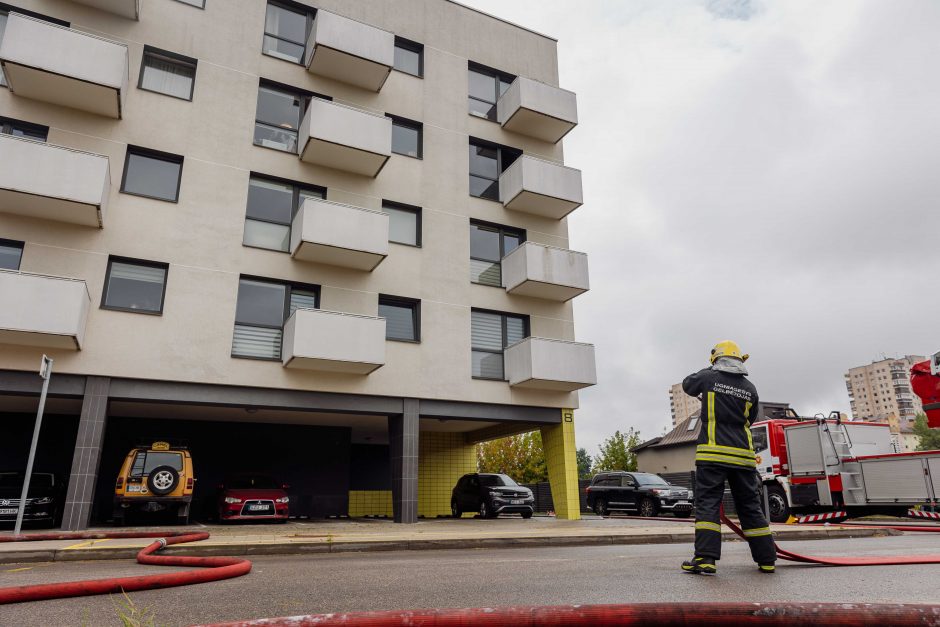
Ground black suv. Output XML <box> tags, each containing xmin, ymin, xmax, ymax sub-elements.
<box><xmin>586</xmin><ymin>472</ymin><xmax>693</xmax><ymax>517</ymax></box>
<box><xmin>0</xmin><ymin>471</ymin><xmax>61</xmax><ymax>528</ymax></box>
<box><xmin>451</xmin><ymin>473</ymin><xmax>534</xmax><ymax>519</ymax></box>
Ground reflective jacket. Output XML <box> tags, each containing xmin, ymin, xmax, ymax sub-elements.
<box><xmin>683</xmin><ymin>367</ymin><xmax>760</xmax><ymax>468</ymax></box>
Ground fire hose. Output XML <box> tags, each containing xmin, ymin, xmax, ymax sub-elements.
<box><xmin>0</xmin><ymin>531</ymin><xmax>251</xmax><ymax>605</ymax></box>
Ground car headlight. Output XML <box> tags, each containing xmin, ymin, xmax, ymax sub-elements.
<box><xmin>275</xmin><ymin>497</ymin><xmax>289</xmax><ymax>504</ymax></box>
<box><xmin>224</xmin><ymin>497</ymin><xmax>242</xmax><ymax>504</ymax></box>
<box><xmin>33</xmin><ymin>497</ymin><xmax>53</xmax><ymax>505</ymax></box>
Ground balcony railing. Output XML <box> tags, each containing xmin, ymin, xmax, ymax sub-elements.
<box><xmin>0</xmin><ymin>13</ymin><xmax>129</xmax><ymax>118</ymax></box>
<box><xmin>290</xmin><ymin>198</ymin><xmax>389</xmax><ymax>271</ymax></box>
<box><xmin>505</xmin><ymin>337</ymin><xmax>596</xmax><ymax>392</ymax></box>
<box><xmin>499</xmin><ymin>155</ymin><xmax>583</xmax><ymax>220</ymax></box>
<box><xmin>496</xmin><ymin>77</ymin><xmax>578</xmax><ymax>144</ymax></box>
<box><xmin>0</xmin><ymin>135</ymin><xmax>110</xmax><ymax>227</ymax></box>
<box><xmin>304</xmin><ymin>9</ymin><xmax>394</xmax><ymax>91</ymax></box>
<box><xmin>282</xmin><ymin>308</ymin><xmax>386</xmax><ymax>374</ymax></box>
<box><xmin>69</xmin><ymin>0</ymin><xmax>139</xmax><ymax>19</ymax></box>
<box><xmin>502</xmin><ymin>242</ymin><xmax>589</xmax><ymax>302</ymax></box>
<box><xmin>0</xmin><ymin>270</ymin><xmax>91</xmax><ymax>350</ymax></box>
<box><xmin>299</xmin><ymin>98</ymin><xmax>392</xmax><ymax>177</ymax></box>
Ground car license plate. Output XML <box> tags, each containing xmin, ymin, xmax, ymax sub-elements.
<box><xmin>126</xmin><ymin>485</ymin><xmax>145</xmax><ymax>493</ymax></box>
<box><xmin>510</xmin><ymin>499</ymin><xmax>523</xmax><ymax>505</ymax></box>
<box><xmin>249</xmin><ymin>504</ymin><xmax>268</xmax><ymax>511</ymax></box>
<box><xmin>0</xmin><ymin>508</ymin><xmax>18</xmax><ymax>515</ymax></box>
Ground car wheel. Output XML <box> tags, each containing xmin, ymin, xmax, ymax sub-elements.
<box><xmin>451</xmin><ymin>500</ymin><xmax>462</xmax><ymax>518</ymax></box>
<box><xmin>639</xmin><ymin>498</ymin><xmax>657</xmax><ymax>517</ymax></box>
<box><xmin>480</xmin><ymin>501</ymin><xmax>495</xmax><ymax>519</ymax></box>
<box><xmin>593</xmin><ymin>498</ymin><xmax>608</xmax><ymax>517</ymax></box>
<box><xmin>521</xmin><ymin>511</ymin><xmax>533</xmax><ymax>519</ymax></box>
<box><xmin>147</xmin><ymin>466</ymin><xmax>180</xmax><ymax>496</ymax></box>
<box><xmin>767</xmin><ymin>484</ymin><xmax>790</xmax><ymax>523</ymax></box>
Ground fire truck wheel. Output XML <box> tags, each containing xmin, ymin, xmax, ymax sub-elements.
<box><xmin>767</xmin><ymin>484</ymin><xmax>789</xmax><ymax>523</ymax></box>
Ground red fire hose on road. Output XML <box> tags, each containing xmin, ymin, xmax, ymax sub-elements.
<box><xmin>0</xmin><ymin>531</ymin><xmax>251</xmax><ymax>605</ymax></box>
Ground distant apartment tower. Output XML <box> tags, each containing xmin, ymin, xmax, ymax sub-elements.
<box><xmin>669</xmin><ymin>382</ymin><xmax>702</xmax><ymax>427</ymax></box>
<box><xmin>845</xmin><ymin>356</ymin><xmax>925</xmax><ymax>421</ymax></box>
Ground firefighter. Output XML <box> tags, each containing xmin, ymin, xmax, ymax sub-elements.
<box><xmin>680</xmin><ymin>340</ymin><xmax>776</xmax><ymax>575</ymax></box>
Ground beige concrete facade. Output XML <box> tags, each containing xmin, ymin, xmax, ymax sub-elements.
<box><xmin>845</xmin><ymin>356</ymin><xmax>925</xmax><ymax>421</ymax></box>
<box><xmin>669</xmin><ymin>382</ymin><xmax>701</xmax><ymax>427</ymax></box>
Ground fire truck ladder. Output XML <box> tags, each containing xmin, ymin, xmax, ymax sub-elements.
<box><xmin>820</xmin><ymin>417</ymin><xmax>866</xmax><ymax>507</ymax></box>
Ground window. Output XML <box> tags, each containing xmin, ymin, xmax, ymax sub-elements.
<box><xmin>254</xmin><ymin>81</ymin><xmax>323</xmax><ymax>153</ymax></box>
<box><xmin>101</xmin><ymin>257</ymin><xmax>168</xmax><ymax>314</ymax></box>
<box><xmin>381</xmin><ymin>200</ymin><xmax>421</xmax><ymax>247</ymax></box>
<box><xmin>687</xmin><ymin>416</ymin><xmax>700</xmax><ymax>431</ymax></box>
<box><xmin>0</xmin><ymin>239</ymin><xmax>23</xmax><ymax>270</ymax></box>
<box><xmin>0</xmin><ymin>116</ymin><xmax>47</xmax><ymax>141</ymax></box>
<box><xmin>468</xmin><ymin>62</ymin><xmax>515</xmax><ymax>120</ymax></box>
<box><xmin>173</xmin><ymin>0</ymin><xmax>205</xmax><ymax>7</ymax></box>
<box><xmin>469</xmin><ymin>138</ymin><xmax>521</xmax><ymax>201</ymax></box>
<box><xmin>243</xmin><ymin>174</ymin><xmax>325</xmax><ymax>252</ymax></box>
<box><xmin>469</xmin><ymin>220</ymin><xmax>524</xmax><ymax>287</ymax></box>
<box><xmin>121</xmin><ymin>146</ymin><xmax>183</xmax><ymax>202</ymax></box>
<box><xmin>393</xmin><ymin>37</ymin><xmax>423</xmax><ymax>77</ymax></box>
<box><xmin>387</xmin><ymin>114</ymin><xmax>422</xmax><ymax>159</ymax></box>
<box><xmin>471</xmin><ymin>309</ymin><xmax>528</xmax><ymax>380</ymax></box>
<box><xmin>139</xmin><ymin>46</ymin><xmax>197</xmax><ymax>101</ymax></box>
<box><xmin>232</xmin><ymin>277</ymin><xmax>319</xmax><ymax>360</ymax></box>
<box><xmin>0</xmin><ymin>10</ymin><xmax>7</xmax><ymax>87</ymax></box>
<box><xmin>262</xmin><ymin>1</ymin><xmax>313</xmax><ymax>64</ymax></box>
<box><xmin>379</xmin><ymin>295</ymin><xmax>419</xmax><ymax>342</ymax></box>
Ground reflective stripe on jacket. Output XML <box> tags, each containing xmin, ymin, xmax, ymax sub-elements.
<box><xmin>683</xmin><ymin>366</ymin><xmax>759</xmax><ymax>468</ymax></box>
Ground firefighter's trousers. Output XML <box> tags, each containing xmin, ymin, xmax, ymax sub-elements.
<box><xmin>694</xmin><ymin>463</ymin><xmax>776</xmax><ymax>564</ymax></box>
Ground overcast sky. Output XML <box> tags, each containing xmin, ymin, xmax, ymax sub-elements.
<box><xmin>460</xmin><ymin>0</ymin><xmax>940</xmax><ymax>454</ymax></box>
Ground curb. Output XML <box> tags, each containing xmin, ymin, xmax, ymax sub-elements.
<box><xmin>0</xmin><ymin>526</ymin><xmax>898</xmax><ymax>565</ymax></box>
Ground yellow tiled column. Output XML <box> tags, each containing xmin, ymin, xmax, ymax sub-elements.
<box><xmin>541</xmin><ymin>409</ymin><xmax>581</xmax><ymax>520</ymax></box>
<box><xmin>418</xmin><ymin>432</ymin><xmax>477</xmax><ymax>518</ymax></box>
<box><xmin>348</xmin><ymin>490</ymin><xmax>393</xmax><ymax>517</ymax></box>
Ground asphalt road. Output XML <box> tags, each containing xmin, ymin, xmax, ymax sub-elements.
<box><xmin>1</xmin><ymin>535</ymin><xmax>939</xmax><ymax>626</ymax></box>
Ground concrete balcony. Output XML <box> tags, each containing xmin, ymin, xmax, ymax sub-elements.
<box><xmin>506</xmin><ymin>337</ymin><xmax>597</xmax><ymax>392</ymax></box>
<box><xmin>69</xmin><ymin>0</ymin><xmax>139</xmax><ymax>19</ymax></box>
<box><xmin>0</xmin><ymin>270</ymin><xmax>91</xmax><ymax>350</ymax></box>
<box><xmin>499</xmin><ymin>155</ymin><xmax>583</xmax><ymax>220</ymax></box>
<box><xmin>282</xmin><ymin>309</ymin><xmax>386</xmax><ymax>375</ymax></box>
<box><xmin>0</xmin><ymin>14</ymin><xmax>128</xmax><ymax>118</ymax></box>
<box><xmin>299</xmin><ymin>98</ymin><xmax>392</xmax><ymax>177</ymax></box>
<box><xmin>496</xmin><ymin>77</ymin><xmax>578</xmax><ymax>144</ymax></box>
<box><xmin>290</xmin><ymin>198</ymin><xmax>389</xmax><ymax>271</ymax></box>
<box><xmin>304</xmin><ymin>9</ymin><xmax>394</xmax><ymax>92</ymax></box>
<box><xmin>502</xmin><ymin>242</ymin><xmax>589</xmax><ymax>302</ymax></box>
<box><xmin>0</xmin><ymin>135</ymin><xmax>110</xmax><ymax>227</ymax></box>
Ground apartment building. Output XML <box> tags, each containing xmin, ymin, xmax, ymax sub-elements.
<box><xmin>0</xmin><ymin>0</ymin><xmax>595</xmax><ymax>529</ymax></box>
<box><xmin>845</xmin><ymin>356</ymin><xmax>924</xmax><ymax>422</ymax></box>
<box><xmin>668</xmin><ymin>382</ymin><xmax>701</xmax><ymax>427</ymax></box>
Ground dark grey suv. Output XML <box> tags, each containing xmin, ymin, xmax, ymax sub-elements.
<box><xmin>586</xmin><ymin>471</ymin><xmax>693</xmax><ymax>517</ymax></box>
<box><xmin>451</xmin><ymin>473</ymin><xmax>534</xmax><ymax>519</ymax></box>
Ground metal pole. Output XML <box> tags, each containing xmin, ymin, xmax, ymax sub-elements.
<box><xmin>762</xmin><ymin>482</ymin><xmax>771</xmax><ymax>521</ymax></box>
<box><xmin>14</xmin><ymin>355</ymin><xmax>52</xmax><ymax>536</ymax></box>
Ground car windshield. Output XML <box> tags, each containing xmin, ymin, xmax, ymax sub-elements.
<box><xmin>228</xmin><ymin>475</ymin><xmax>278</xmax><ymax>489</ymax></box>
<box><xmin>634</xmin><ymin>474</ymin><xmax>669</xmax><ymax>486</ymax></box>
<box><xmin>0</xmin><ymin>473</ymin><xmax>54</xmax><ymax>488</ymax></box>
<box><xmin>479</xmin><ymin>474</ymin><xmax>517</xmax><ymax>487</ymax></box>
<box><xmin>130</xmin><ymin>452</ymin><xmax>183</xmax><ymax>477</ymax></box>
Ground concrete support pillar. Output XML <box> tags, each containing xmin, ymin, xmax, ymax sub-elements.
<box><xmin>62</xmin><ymin>376</ymin><xmax>110</xmax><ymax>530</ymax></box>
<box><xmin>389</xmin><ymin>398</ymin><xmax>419</xmax><ymax>523</ymax></box>
<box><xmin>541</xmin><ymin>409</ymin><xmax>581</xmax><ymax>520</ymax></box>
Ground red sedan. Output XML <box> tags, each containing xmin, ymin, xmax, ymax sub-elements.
<box><xmin>217</xmin><ymin>474</ymin><xmax>290</xmax><ymax>522</ymax></box>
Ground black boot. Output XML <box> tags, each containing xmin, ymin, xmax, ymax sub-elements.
<box><xmin>681</xmin><ymin>556</ymin><xmax>717</xmax><ymax>575</ymax></box>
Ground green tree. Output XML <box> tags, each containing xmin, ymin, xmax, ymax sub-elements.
<box><xmin>476</xmin><ymin>431</ymin><xmax>548</xmax><ymax>483</ymax></box>
<box><xmin>913</xmin><ymin>413</ymin><xmax>940</xmax><ymax>451</ymax></box>
<box><xmin>592</xmin><ymin>428</ymin><xmax>643</xmax><ymax>472</ymax></box>
<box><xmin>576</xmin><ymin>448</ymin><xmax>593</xmax><ymax>479</ymax></box>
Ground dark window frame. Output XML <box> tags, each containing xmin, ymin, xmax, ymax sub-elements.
<box><xmin>137</xmin><ymin>45</ymin><xmax>198</xmax><ymax>101</ymax></box>
<box><xmin>232</xmin><ymin>275</ymin><xmax>321</xmax><ymax>361</ymax></box>
<box><xmin>386</xmin><ymin>113</ymin><xmax>423</xmax><ymax>159</ymax></box>
<box><xmin>120</xmin><ymin>145</ymin><xmax>184</xmax><ymax>203</ymax></box>
<box><xmin>378</xmin><ymin>294</ymin><xmax>421</xmax><ymax>343</ymax></box>
<box><xmin>469</xmin><ymin>218</ymin><xmax>525</xmax><ymax>287</ymax></box>
<box><xmin>253</xmin><ymin>79</ymin><xmax>329</xmax><ymax>154</ymax></box>
<box><xmin>0</xmin><ymin>237</ymin><xmax>24</xmax><ymax>270</ymax></box>
<box><xmin>0</xmin><ymin>115</ymin><xmax>48</xmax><ymax>140</ymax></box>
<box><xmin>243</xmin><ymin>172</ymin><xmax>326</xmax><ymax>253</ymax></box>
<box><xmin>381</xmin><ymin>200</ymin><xmax>422</xmax><ymax>248</ymax></box>
<box><xmin>468</xmin><ymin>137</ymin><xmax>521</xmax><ymax>201</ymax></box>
<box><xmin>172</xmin><ymin>0</ymin><xmax>205</xmax><ymax>8</ymax></box>
<box><xmin>468</xmin><ymin>61</ymin><xmax>516</xmax><ymax>121</ymax></box>
<box><xmin>100</xmin><ymin>255</ymin><xmax>170</xmax><ymax>316</ymax></box>
<box><xmin>261</xmin><ymin>0</ymin><xmax>315</xmax><ymax>66</ymax></box>
<box><xmin>393</xmin><ymin>36</ymin><xmax>423</xmax><ymax>78</ymax></box>
<box><xmin>470</xmin><ymin>307</ymin><xmax>530</xmax><ymax>381</ymax></box>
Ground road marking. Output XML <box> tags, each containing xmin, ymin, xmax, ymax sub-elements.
<box><xmin>64</xmin><ymin>539</ymin><xmax>108</xmax><ymax>550</ymax></box>
<box><xmin>5</xmin><ymin>567</ymin><xmax>32</xmax><ymax>573</ymax></box>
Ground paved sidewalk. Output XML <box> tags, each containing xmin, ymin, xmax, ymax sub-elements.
<box><xmin>0</xmin><ymin>515</ymin><xmax>895</xmax><ymax>564</ymax></box>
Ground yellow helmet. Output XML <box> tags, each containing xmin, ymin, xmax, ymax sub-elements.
<box><xmin>710</xmin><ymin>340</ymin><xmax>749</xmax><ymax>364</ymax></box>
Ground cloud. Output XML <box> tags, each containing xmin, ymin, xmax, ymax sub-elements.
<box><xmin>459</xmin><ymin>0</ymin><xmax>940</xmax><ymax>452</ymax></box>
